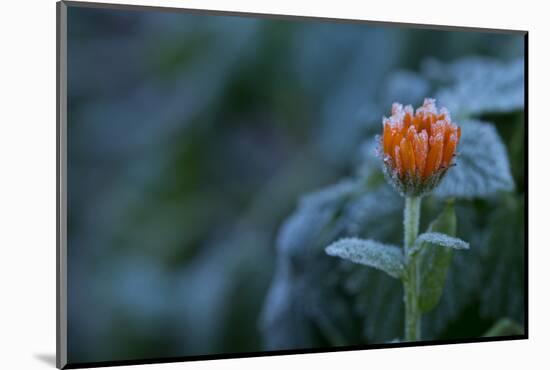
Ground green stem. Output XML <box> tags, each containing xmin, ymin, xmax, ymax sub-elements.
<box><xmin>403</xmin><ymin>196</ymin><xmax>421</xmax><ymax>342</ymax></box>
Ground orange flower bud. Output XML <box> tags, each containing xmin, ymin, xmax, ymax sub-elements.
<box><xmin>380</xmin><ymin>98</ymin><xmax>461</xmax><ymax>196</ymax></box>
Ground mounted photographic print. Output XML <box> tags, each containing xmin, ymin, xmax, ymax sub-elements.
<box><xmin>57</xmin><ymin>1</ymin><xmax>528</xmax><ymax>368</ymax></box>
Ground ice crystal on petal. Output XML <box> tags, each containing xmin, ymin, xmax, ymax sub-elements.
<box><xmin>380</xmin><ymin>98</ymin><xmax>461</xmax><ymax>197</ymax></box>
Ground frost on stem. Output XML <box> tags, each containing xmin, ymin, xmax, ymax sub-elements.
<box><xmin>380</xmin><ymin>98</ymin><xmax>461</xmax><ymax>197</ymax></box>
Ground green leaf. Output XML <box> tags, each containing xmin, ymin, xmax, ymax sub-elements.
<box><xmin>423</xmin><ymin>195</ymin><xmax>525</xmax><ymax>338</ymax></box>
<box><xmin>483</xmin><ymin>318</ymin><xmax>524</xmax><ymax>337</ymax></box>
<box><xmin>421</xmin><ymin>202</ymin><xmax>488</xmax><ymax>338</ymax></box>
<box><xmin>479</xmin><ymin>195</ymin><xmax>525</xmax><ymax>322</ymax></box>
<box><xmin>435</xmin><ymin>120</ymin><xmax>515</xmax><ymax>200</ymax></box>
<box><xmin>410</xmin><ymin>232</ymin><xmax>469</xmax><ymax>256</ymax></box>
<box><xmin>326</xmin><ymin>238</ymin><xmax>404</xmax><ymax>279</ymax></box>
<box><xmin>417</xmin><ymin>202</ymin><xmax>458</xmax><ymax>313</ymax></box>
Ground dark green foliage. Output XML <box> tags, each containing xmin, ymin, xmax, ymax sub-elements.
<box><xmin>263</xmin><ymin>55</ymin><xmax>525</xmax><ymax>345</ymax></box>
<box><xmin>66</xmin><ymin>6</ymin><xmax>525</xmax><ymax>361</ymax></box>
<box><xmin>417</xmin><ymin>203</ymin><xmax>458</xmax><ymax>313</ymax></box>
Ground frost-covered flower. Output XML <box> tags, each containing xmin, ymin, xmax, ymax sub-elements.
<box><xmin>380</xmin><ymin>98</ymin><xmax>461</xmax><ymax>197</ymax></box>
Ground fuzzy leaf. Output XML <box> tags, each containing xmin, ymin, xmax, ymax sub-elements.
<box><xmin>411</xmin><ymin>232</ymin><xmax>469</xmax><ymax>255</ymax></box>
<box><xmin>326</xmin><ymin>238</ymin><xmax>404</xmax><ymax>279</ymax></box>
<box><xmin>276</xmin><ymin>180</ymin><xmax>358</xmax><ymax>263</ymax></box>
<box><xmin>435</xmin><ymin>120</ymin><xmax>515</xmax><ymax>199</ymax></box>
<box><xmin>418</xmin><ymin>202</ymin><xmax>459</xmax><ymax>313</ymax></box>
<box><xmin>423</xmin><ymin>57</ymin><xmax>524</xmax><ymax>116</ymax></box>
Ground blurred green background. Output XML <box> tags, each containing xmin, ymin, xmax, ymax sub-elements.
<box><xmin>66</xmin><ymin>4</ymin><xmax>524</xmax><ymax>364</ymax></box>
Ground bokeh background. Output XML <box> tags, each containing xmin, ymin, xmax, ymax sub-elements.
<box><xmin>66</xmin><ymin>4</ymin><xmax>525</xmax><ymax>364</ymax></box>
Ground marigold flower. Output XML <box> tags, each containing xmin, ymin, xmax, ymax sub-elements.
<box><xmin>380</xmin><ymin>98</ymin><xmax>461</xmax><ymax>196</ymax></box>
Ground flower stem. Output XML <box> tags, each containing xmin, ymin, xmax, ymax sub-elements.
<box><xmin>403</xmin><ymin>196</ymin><xmax>421</xmax><ymax>342</ymax></box>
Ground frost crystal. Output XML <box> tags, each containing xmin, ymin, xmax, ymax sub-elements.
<box><xmin>381</xmin><ymin>98</ymin><xmax>461</xmax><ymax>197</ymax></box>
<box><xmin>435</xmin><ymin>120</ymin><xmax>515</xmax><ymax>199</ymax></box>
<box><xmin>326</xmin><ymin>238</ymin><xmax>404</xmax><ymax>279</ymax></box>
<box><xmin>412</xmin><ymin>232</ymin><xmax>469</xmax><ymax>255</ymax></box>
<box><xmin>422</xmin><ymin>57</ymin><xmax>524</xmax><ymax>116</ymax></box>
